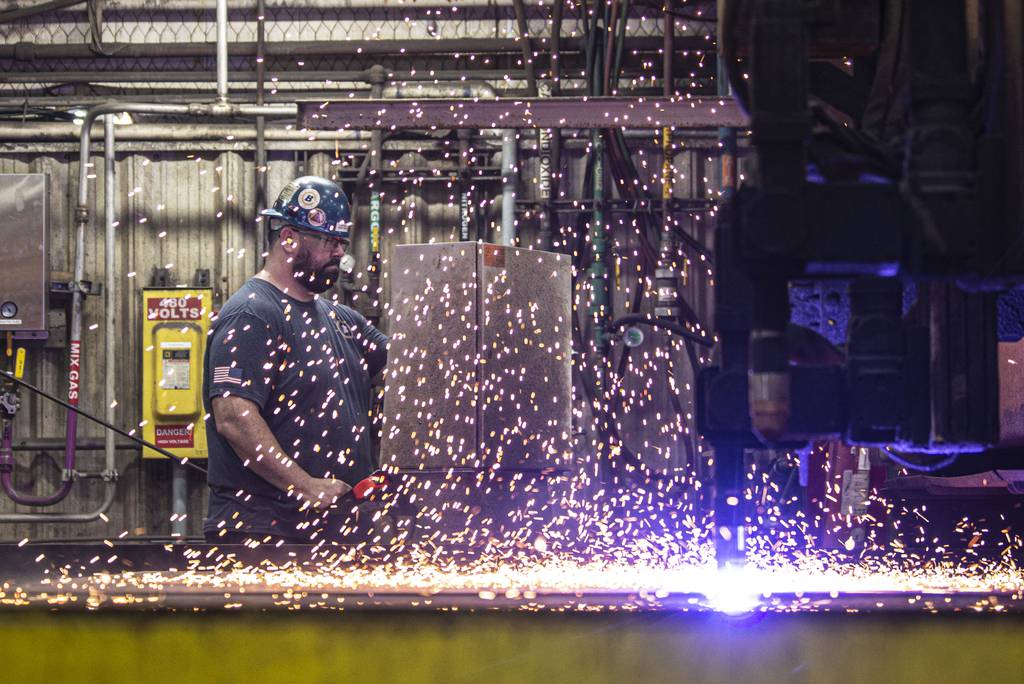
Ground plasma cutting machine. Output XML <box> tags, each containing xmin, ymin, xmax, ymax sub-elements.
<box><xmin>700</xmin><ymin>0</ymin><xmax>1024</xmax><ymax>566</ymax></box>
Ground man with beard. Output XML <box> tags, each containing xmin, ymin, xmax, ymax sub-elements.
<box><xmin>202</xmin><ymin>176</ymin><xmax>388</xmax><ymax>544</ymax></box>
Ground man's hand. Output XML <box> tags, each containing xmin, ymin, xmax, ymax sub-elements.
<box><xmin>297</xmin><ymin>477</ymin><xmax>351</xmax><ymax>510</ymax></box>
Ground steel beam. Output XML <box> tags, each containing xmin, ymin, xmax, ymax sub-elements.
<box><xmin>300</xmin><ymin>96</ymin><xmax>746</xmax><ymax>130</ymax></box>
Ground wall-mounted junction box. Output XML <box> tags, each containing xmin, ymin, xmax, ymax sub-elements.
<box><xmin>0</xmin><ymin>174</ymin><xmax>49</xmax><ymax>333</ymax></box>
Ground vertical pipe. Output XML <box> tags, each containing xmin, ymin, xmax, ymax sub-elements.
<box><xmin>500</xmin><ymin>129</ymin><xmax>518</xmax><ymax>246</ymax></box>
<box><xmin>655</xmin><ymin>0</ymin><xmax>680</xmax><ymax>320</ymax></box>
<box><xmin>103</xmin><ymin>114</ymin><xmax>117</xmax><ymax>492</ymax></box>
<box><xmin>546</xmin><ymin>0</ymin><xmax>564</xmax><ymax>251</ymax></box>
<box><xmin>216</xmin><ymin>0</ymin><xmax>229</xmax><ymax>103</ymax></box>
<box><xmin>537</xmin><ymin>80</ymin><xmax>553</xmax><ymax>250</ymax></box>
<box><xmin>368</xmin><ymin>65</ymin><xmax>386</xmax><ymax>322</ymax></box>
<box><xmin>171</xmin><ymin>464</ymin><xmax>188</xmax><ymax>536</ymax></box>
<box><xmin>458</xmin><ymin>128</ymin><xmax>472</xmax><ymax>241</ymax></box>
<box><xmin>589</xmin><ymin>129</ymin><xmax>608</xmax><ymax>359</ymax></box>
<box><xmin>255</xmin><ymin>0</ymin><xmax>267</xmax><ymax>267</ymax></box>
<box><xmin>662</xmin><ymin>0</ymin><xmax>674</xmax><ymax>208</ymax></box>
<box><xmin>588</xmin><ymin>0</ymin><xmax>609</xmax><ymax>401</ymax></box>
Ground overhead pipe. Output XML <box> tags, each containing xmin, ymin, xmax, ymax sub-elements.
<box><xmin>0</xmin><ymin>37</ymin><xmax>684</xmax><ymax>61</ymax></box>
<box><xmin>15</xmin><ymin>0</ymin><xmax>533</xmax><ymax>14</ymax></box>
<box><xmin>0</xmin><ymin>122</ymin><xmax>361</xmax><ymax>141</ymax></box>
<box><xmin>0</xmin><ymin>122</ymin><xmax>726</xmax><ymax>144</ymax></box>
<box><xmin>103</xmin><ymin>0</ymin><xmax>544</xmax><ymax>8</ymax></box>
<box><xmin>10</xmin><ymin>438</ymin><xmax>138</xmax><ymax>451</ymax></box>
<box><xmin>0</xmin><ymin>0</ymin><xmax>83</xmax><ymax>23</ymax></box>
<box><xmin>0</xmin><ymin>69</ymin><xmax>533</xmax><ymax>85</ymax></box>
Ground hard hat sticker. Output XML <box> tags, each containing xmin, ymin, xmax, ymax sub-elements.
<box><xmin>298</xmin><ymin>188</ymin><xmax>321</xmax><ymax>209</ymax></box>
<box><xmin>277</xmin><ymin>181</ymin><xmax>298</xmax><ymax>204</ymax></box>
<box><xmin>307</xmin><ymin>207</ymin><xmax>327</xmax><ymax>227</ymax></box>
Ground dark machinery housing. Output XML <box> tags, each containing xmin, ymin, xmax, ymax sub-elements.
<box><xmin>699</xmin><ymin>0</ymin><xmax>1024</xmax><ymax>565</ymax></box>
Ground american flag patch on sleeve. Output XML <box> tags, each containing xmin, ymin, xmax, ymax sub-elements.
<box><xmin>212</xmin><ymin>366</ymin><xmax>243</xmax><ymax>385</ymax></box>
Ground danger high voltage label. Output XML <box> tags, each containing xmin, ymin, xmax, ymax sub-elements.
<box><xmin>154</xmin><ymin>424</ymin><xmax>194</xmax><ymax>448</ymax></box>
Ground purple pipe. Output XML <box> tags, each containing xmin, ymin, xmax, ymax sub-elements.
<box><xmin>0</xmin><ymin>392</ymin><xmax>77</xmax><ymax>508</ymax></box>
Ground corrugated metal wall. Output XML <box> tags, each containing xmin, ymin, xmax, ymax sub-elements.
<box><xmin>0</xmin><ymin>140</ymin><xmax>716</xmax><ymax>541</ymax></box>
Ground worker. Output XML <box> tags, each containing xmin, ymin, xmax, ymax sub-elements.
<box><xmin>202</xmin><ymin>176</ymin><xmax>388</xmax><ymax>544</ymax></box>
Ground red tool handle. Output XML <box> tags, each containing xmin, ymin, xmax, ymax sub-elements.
<box><xmin>352</xmin><ymin>471</ymin><xmax>389</xmax><ymax>501</ymax></box>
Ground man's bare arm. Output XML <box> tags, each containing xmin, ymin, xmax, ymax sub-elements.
<box><xmin>211</xmin><ymin>395</ymin><xmax>350</xmax><ymax>507</ymax></box>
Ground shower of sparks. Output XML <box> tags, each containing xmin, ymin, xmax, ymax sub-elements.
<box><xmin>2</xmin><ymin>532</ymin><xmax>1022</xmax><ymax>612</ymax></box>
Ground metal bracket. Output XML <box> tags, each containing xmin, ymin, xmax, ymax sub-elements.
<box><xmin>50</xmin><ymin>280</ymin><xmax>102</xmax><ymax>297</ymax></box>
<box><xmin>0</xmin><ymin>389</ymin><xmax>19</xmax><ymax>418</ymax></box>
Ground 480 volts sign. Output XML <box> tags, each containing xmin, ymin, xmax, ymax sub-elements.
<box><xmin>146</xmin><ymin>296</ymin><xmax>205</xmax><ymax>321</ymax></box>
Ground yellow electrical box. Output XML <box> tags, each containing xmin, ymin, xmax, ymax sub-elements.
<box><xmin>141</xmin><ymin>288</ymin><xmax>212</xmax><ymax>459</ymax></box>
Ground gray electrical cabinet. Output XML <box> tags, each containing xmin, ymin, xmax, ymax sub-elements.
<box><xmin>381</xmin><ymin>242</ymin><xmax>573</xmax><ymax>472</ymax></box>
<box><xmin>0</xmin><ymin>174</ymin><xmax>49</xmax><ymax>332</ymax></box>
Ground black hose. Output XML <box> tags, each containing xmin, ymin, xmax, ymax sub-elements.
<box><xmin>610</xmin><ymin>0</ymin><xmax>630</xmax><ymax>92</ymax></box>
<box><xmin>0</xmin><ymin>370</ymin><xmax>208</xmax><ymax>474</ymax></box>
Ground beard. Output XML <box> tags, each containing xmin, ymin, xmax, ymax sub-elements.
<box><xmin>292</xmin><ymin>249</ymin><xmax>341</xmax><ymax>294</ymax></box>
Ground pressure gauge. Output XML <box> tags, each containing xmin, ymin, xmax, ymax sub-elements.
<box><xmin>0</xmin><ymin>301</ymin><xmax>17</xmax><ymax>319</ymax></box>
<box><xmin>622</xmin><ymin>326</ymin><xmax>645</xmax><ymax>348</ymax></box>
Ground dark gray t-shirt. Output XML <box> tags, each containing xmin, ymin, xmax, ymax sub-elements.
<box><xmin>202</xmin><ymin>277</ymin><xmax>388</xmax><ymax>539</ymax></box>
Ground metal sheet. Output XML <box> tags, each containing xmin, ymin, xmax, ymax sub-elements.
<box><xmin>381</xmin><ymin>242</ymin><xmax>572</xmax><ymax>470</ymax></box>
<box><xmin>381</xmin><ymin>242</ymin><xmax>481</xmax><ymax>470</ymax></box>
<box><xmin>479</xmin><ymin>244</ymin><xmax>572</xmax><ymax>469</ymax></box>
<box><xmin>299</xmin><ymin>97</ymin><xmax>747</xmax><ymax>131</ymax></box>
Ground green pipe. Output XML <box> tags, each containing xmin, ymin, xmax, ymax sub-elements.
<box><xmin>589</xmin><ymin>129</ymin><xmax>608</xmax><ymax>361</ymax></box>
